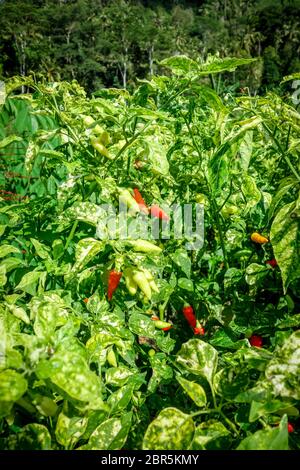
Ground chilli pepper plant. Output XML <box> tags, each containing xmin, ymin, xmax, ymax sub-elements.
<box><xmin>0</xmin><ymin>56</ymin><xmax>300</xmax><ymax>450</ymax></box>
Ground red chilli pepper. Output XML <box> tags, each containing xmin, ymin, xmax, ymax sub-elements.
<box><xmin>249</xmin><ymin>334</ymin><xmax>263</xmax><ymax>348</ymax></box>
<box><xmin>150</xmin><ymin>204</ymin><xmax>170</xmax><ymax>221</ymax></box>
<box><xmin>288</xmin><ymin>423</ymin><xmax>294</xmax><ymax>433</ymax></box>
<box><xmin>266</xmin><ymin>259</ymin><xmax>278</xmax><ymax>268</ymax></box>
<box><xmin>133</xmin><ymin>188</ymin><xmax>149</xmax><ymax>214</ymax></box>
<box><xmin>194</xmin><ymin>326</ymin><xmax>205</xmax><ymax>335</ymax></box>
<box><xmin>162</xmin><ymin>325</ymin><xmax>172</xmax><ymax>331</ymax></box>
<box><xmin>182</xmin><ymin>305</ymin><xmax>197</xmax><ymax>328</ymax></box>
<box><xmin>108</xmin><ymin>270</ymin><xmax>122</xmax><ymax>301</ymax></box>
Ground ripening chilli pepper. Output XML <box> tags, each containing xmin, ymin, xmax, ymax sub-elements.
<box><xmin>132</xmin><ymin>270</ymin><xmax>152</xmax><ymax>300</ymax></box>
<box><xmin>162</xmin><ymin>325</ymin><xmax>172</xmax><ymax>331</ymax></box>
<box><xmin>133</xmin><ymin>188</ymin><xmax>149</xmax><ymax>214</ymax></box>
<box><xmin>251</xmin><ymin>232</ymin><xmax>269</xmax><ymax>244</ymax></box>
<box><xmin>152</xmin><ymin>319</ymin><xmax>172</xmax><ymax>330</ymax></box>
<box><xmin>128</xmin><ymin>239</ymin><xmax>162</xmax><ymax>254</ymax></box>
<box><xmin>107</xmin><ymin>270</ymin><xmax>122</xmax><ymax>301</ymax></box>
<box><xmin>183</xmin><ymin>305</ymin><xmax>205</xmax><ymax>335</ymax></box>
<box><xmin>266</xmin><ymin>258</ymin><xmax>277</xmax><ymax>268</ymax></box>
<box><xmin>150</xmin><ymin>204</ymin><xmax>170</xmax><ymax>221</ymax></box>
<box><xmin>194</xmin><ymin>325</ymin><xmax>205</xmax><ymax>335</ymax></box>
<box><xmin>90</xmin><ymin>136</ymin><xmax>112</xmax><ymax>159</ymax></box>
<box><xmin>124</xmin><ymin>268</ymin><xmax>138</xmax><ymax>295</ymax></box>
<box><xmin>107</xmin><ymin>348</ymin><xmax>118</xmax><ymax>367</ymax></box>
<box><xmin>182</xmin><ymin>305</ymin><xmax>197</xmax><ymax>328</ymax></box>
<box><xmin>119</xmin><ymin>188</ymin><xmax>141</xmax><ymax>215</ymax></box>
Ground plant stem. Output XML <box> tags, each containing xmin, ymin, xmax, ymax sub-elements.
<box><xmin>262</xmin><ymin>123</ymin><xmax>300</xmax><ymax>182</ymax></box>
<box><xmin>64</xmin><ymin>220</ymin><xmax>78</xmax><ymax>251</ymax></box>
<box><xmin>219</xmin><ymin>409</ymin><xmax>239</xmax><ymax>435</ymax></box>
<box><xmin>182</xmin><ymin>112</ymin><xmax>229</xmax><ymax>270</ymax></box>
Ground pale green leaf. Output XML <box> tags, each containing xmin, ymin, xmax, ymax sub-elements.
<box><xmin>176</xmin><ymin>339</ymin><xmax>218</xmax><ymax>385</ymax></box>
<box><xmin>265</xmin><ymin>330</ymin><xmax>300</xmax><ymax>400</ymax></box>
<box><xmin>176</xmin><ymin>376</ymin><xmax>207</xmax><ymax>407</ymax></box>
<box><xmin>0</xmin><ymin>369</ymin><xmax>27</xmax><ymax>402</ymax></box>
<box><xmin>79</xmin><ymin>413</ymin><xmax>132</xmax><ymax>450</ymax></box>
<box><xmin>143</xmin><ymin>407</ymin><xmax>195</xmax><ymax>450</ymax></box>
<box><xmin>15</xmin><ymin>271</ymin><xmax>41</xmax><ymax>295</ymax></box>
<box><xmin>270</xmin><ymin>201</ymin><xmax>300</xmax><ymax>292</ymax></box>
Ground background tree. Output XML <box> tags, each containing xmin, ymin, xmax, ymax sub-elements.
<box><xmin>0</xmin><ymin>0</ymin><xmax>299</xmax><ymax>93</ymax></box>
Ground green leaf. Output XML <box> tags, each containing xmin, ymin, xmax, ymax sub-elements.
<box><xmin>30</xmin><ymin>293</ymin><xmax>70</xmax><ymax>339</ymax></box>
<box><xmin>59</xmin><ymin>202</ymin><xmax>107</xmax><ymax>228</ymax></box>
<box><xmin>171</xmin><ymin>249</ymin><xmax>191</xmax><ymax>278</ymax></box>
<box><xmin>178</xmin><ymin>278</ymin><xmax>194</xmax><ymax>292</ymax></box>
<box><xmin>107</xmin><ymin>383</ymin><xmax>135</xmax><ymax>414</ymax></box>
<box><xmin>249</xmin><ymin>400</ymin><xmax>298</xmax><ymax>423</ymax></box>
<box><xmin>129</xmin><ymin>106</ymin><xmax>170</xmax><ymax>121</ymax></box>
<box><xmin>214</xmin><ymin>367</ymin><xmax>251</xmax><ymax>399</ymax></box>
<box><xmin>55</xmin><ymin>412</ymin><xmax>88</xmax><ymax>449</ymax></box>
<box><xmin>32</xmin><ymin>394</ymin><xmax>58</xmax><ymax>417</ymax></box>
<box><xmin>79</xmin><ymin>412</ymin><xmax>132</xmax><ymax>450</ymax></box>
<box><xmin>190</xmin><ymin>421</ymin><xmax>230</xmax><ymax>450</ymax></box>
<box><xmin>270</xmin><ymin>201</ymin><xmax>300</xmax><ymax>293</ymax></box>
<box><xmin>148</xmin><ymin>352</ymin><xmax>173</xmax><ymax>393</ymax></box>
<box><xmin>0</xmin><ymin>265</ymin><xmax>7</xmax><ymax>287</ymax></box>
<box><xmin>245</xmin><ymin>263</ymin><xmax>269</xmax><ymax>286</ymax></box>
<box><xmin>0</xmin><ymin>401</ymin><xmax>13</xmax><ymax>419</ymax></box>
<box><xmin>72</xmin><ymin>238</ymin><xmax>104</xmax><ymax>272</ymax></box>
<box><xmin>267</xmin><ymin>177</ymin><xmax>297</xmax><ymax>222</ymax></box>
<box><xmin>160</xmin><ymin>55</ymin><xmax>199</xmax><ymax>75</ymax></box>
<box><xmin>198</xmin><ymin>56</ymin><xmax>257</xmax><ymax>75</ymax></box>
<box><xmin>176</xmin><ymin>376</ymin><xmax>207</xmax><ymax>407</ymax></box>
<box><xmin>176</xmin><ymin>339</ymin><xmax>218</xmax><ymax>386</ymax></box>
<box><xmin>281</xmin><ymin>73</ymin><xmax>300</xmax><ymax>84</ymax></box>
<box><xmin>15</xmin><ymin>271</ymin><xmax>41</xmax><ymax>295</ymax></box>
<box><xmin>25</xmin><ymin>141</ymin><xmax>38</xmax><ymax>173</ymax></box>
<box><xmin>128</xmin><ymin>313</ymin><xmax>156</xmax><ymax>338</ymax></box>
<box><xmin>209</xmin><ymin>329</ymin><xmax>248</xmax><ymax>350</ymax></box>
<box><xmin>52</xmin><ymin>239</ymin><xmax>65</xmax><ymax>260</ymax></box>
<box><xmin>143</xmin><ymin>407</ymin><xmax>195</xmax><ymax>450</ymax></box>
<box><xmin>239</xmin><ymin>130</ymin><xmax>253</xmax><ymax>172</ymax></box>
<box><xmin>154</xmin><ymin>331</ymin><xmax>176</xmax><ymax>354</ymax></box>
<box><xmin>30</xmin><ymin>238</ymin><xmax>50</xmax><ymax>260</ymax></box>
<box><xmin>105</xmin><ymin>366</ymin><xmax>135</xmax><ymax>387</ymax></box>
<box><xmin>237</xmin><ymin>415</ymin><xmax>288</xmax><ymax>450</ymax></box>
<box><xmin>276</xmin><ymin>314</ymin><xmax>300</xmax><ymax>329</ymax></box>
<box><xmin>0</xmin><ymin>135</ymin><xmax>22</xmax><ymax>148</ymax></box>
<box><xmin>1</xmin><ymin>257</ymin><xmax>26</xmax><ymax>273</ymax></box>
<box><xmin>0</xmin><ymin>369</ymin><xmax>27</xmax><ymax>402</ymax></box>
<box><xmin>241</xmin><ymin>174</ymin><xmax>261</xmax><ymax>211</ymax></box>
<box><xmin>14</xmin><ymin>424</ymin><xmax>52</xmax><ymax>450</ymax></box>
<box><xmin>0</xmin><ymin>244</ymin><xmax>20</xmax><ymax>258</ymax></box>
<box><xmin>36</xmin><ymin>351</ymin><xmax>103</xmax><ymax>407</ymax></box>
<box><xmin>6</xmin><ymin>304</ymin><xmax>30</xmax><ymax>324</ymax></box>
<box><xmin>234</xmin><ymin>383</ymin><xmax>271</xmax><ymax>404</ymax></box>
<box><xmin>147</xmin><ymin>138</ymin><xmax>169</xmax><ymax>176</ymax></box>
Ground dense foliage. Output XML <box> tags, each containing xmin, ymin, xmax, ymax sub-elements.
<box><xmin>0</xmin><ymin>56</ymin><xmax>300</xmax><ymax>450</ymax></box>
<box><xmin>0</xmin><ymin>0</ymin><xmax>300</xmax><ymax>92</ymax></box>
